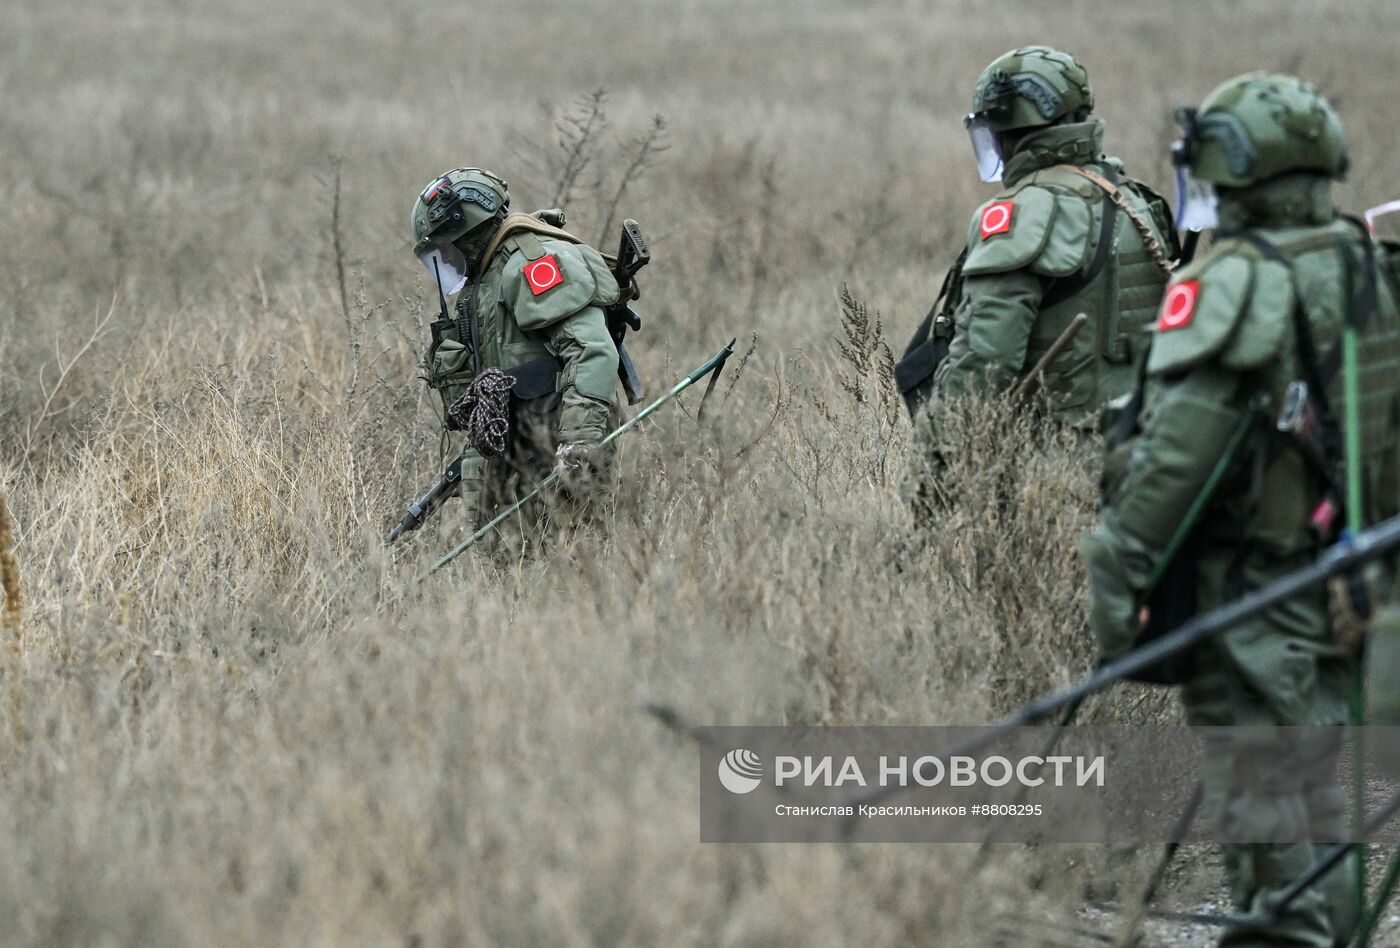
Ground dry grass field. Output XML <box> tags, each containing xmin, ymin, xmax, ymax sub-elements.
<box><xmin>4</xmin><ymin>0</ymin><xmax>1400</xmax><ymax>944</ymax></box>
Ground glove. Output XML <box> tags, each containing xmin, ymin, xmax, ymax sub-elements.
<box><xmin>555</xmin><ymin>440</ymin><xmax>599</xmax><ymax>475</ymax></box>
<box><xmin>555</xmin><ymin>440</ymin><xmax>595</xmax><ymax>467</ymax></box>
<box><xmin>1080</xmin><ymin>529</ymin><xmax>1143</xmax><ymax>663</ymax></box>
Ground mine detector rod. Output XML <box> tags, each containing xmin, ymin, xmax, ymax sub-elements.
<box><xmin>1088</xmin><ymin>787</ymin><xmax>1400</xmax><ymax>939</ymax></box>
<box><xmin>423</xmin><ymin>339</ymin><xmax>736</xmax><ymax>577</ymax></box>
<box><xmin>841</xmin><ymin>512</ymin><xmax>1400</xmax><ymax>820</ymax></box>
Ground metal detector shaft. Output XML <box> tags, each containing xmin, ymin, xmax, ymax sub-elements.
<box><xmin>424</xmin><ymin>339</ymin><xmax>736</xmax><ymax>576</ymax></box>
<box><xmin>845</xmin><ymin>514</ymin><xmax>1400</xmax><ymax>812</ymax></box>
<box><xmin>1125</xmin><ymin>788</ymin><xmax>1400</xmax><ymax>933</ymax></box>
<box><xmin>1272</xmin><ymin>789</ymin><xmax>1400</xmax><ymax>916</ymax></box>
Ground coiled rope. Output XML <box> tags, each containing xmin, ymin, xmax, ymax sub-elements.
<box><xmin>448</xmin><ymin>368</ymin><xmax>516</xmax><ymax>457</ymax></box>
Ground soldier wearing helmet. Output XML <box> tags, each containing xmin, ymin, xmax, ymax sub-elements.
<box><xmin>1083</xmin><ymin>74</ymin><xmax>1400</xmax><ymax>945</ymax></box>
<box><xmin>411</xmin><ymin>168</ymin><xmax>623</xmax><ymax>540</ymax></box>
<box><xmin>900</xmin><ymin>46</ymin><xmax>1178</xmax><ymax>424</ymax></box>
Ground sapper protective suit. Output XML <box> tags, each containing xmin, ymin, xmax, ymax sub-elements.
<box><xmin>389</xmin><ymin>167</ymin><xmax>656</xmax><ymax>544</ymax></box>
<box><xmin>897</xmin><ymin>46</ymin><xmax>1178</xmax><ymax>424</ymax></box>
<box><xmin>1082</xmin><ymin>73</ymin><xmax>1400</xmax><ymax>947</ymax></box>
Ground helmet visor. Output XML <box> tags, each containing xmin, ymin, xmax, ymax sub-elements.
<box><xmin>1174</xmin><ymin>164</ymin><xmax>1218</xmax><ymax>233</ymax></box>
<box><xmin>965</xmin><ymin>116</ymin><xmax>1004</xmax><ymax>183</ymax></box>
<box><xmin>418</xmin><ymin>243</ymin><xmax>468</xmax><ymax>298</ymax></box>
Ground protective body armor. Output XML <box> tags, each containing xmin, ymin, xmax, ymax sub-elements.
<box><xmin>1083</xmin><ymin>189</ymin><xmax>1400</xmax><ymax>946</ymax></box>
<box><xmin>928</xmin><ymin>121</ymin><xmax>1176</xmax><ymax>424</ymax></box>
<box><xmin>422</xmin><ymin>219</ymin><xmax>622</xmax><ymax>529</ymax></box>
<box><xmin>1156</xmin><ymin>220</ymin><xmax>1400</xmax><ymax>555</ymax></box>
<box><xmin>425</xmin><ymin>221</ymin><xmax>621</xmax><ymax>425</ymax></box>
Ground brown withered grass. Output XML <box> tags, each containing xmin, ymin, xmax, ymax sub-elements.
<box><xmin>3</xmin><ymin>0</ymin><xmax>1398</xmax><ymax>944</ymax></box>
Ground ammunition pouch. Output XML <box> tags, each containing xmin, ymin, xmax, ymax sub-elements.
<box><xmin>425</xmin><ymin>317</ymin><xmax>476</xmax><ymax>429</ymax></box>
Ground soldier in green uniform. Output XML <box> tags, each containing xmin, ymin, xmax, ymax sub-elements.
<box><xmin>410</xmin><ymin>167</ymin><xmax>622</xmax><ymax>538</ymax></box>
<box><xmin>1083</xmin><ymin>74</ymin><xmax>1400</xmax><ymax>946</ymax></box>
<box><xmin>900</xmin><ymin>46</ymin><xmax>1177</xmax><ymax>424</ymax></box>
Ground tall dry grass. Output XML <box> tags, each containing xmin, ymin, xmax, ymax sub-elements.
<box><xmin>3</xmin><ymin>0</ymin><xmax>1400</xmax><ymax>944</ymax></box>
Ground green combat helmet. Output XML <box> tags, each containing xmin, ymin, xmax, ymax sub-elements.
<box><xmin>1171</xmin><ymin>73</ymin><xmax>1348</xmax><ymax>230</ymax></box>
<box><xmin>410</xmin><ymin>167</ymin><xmax>510</xmax><ymax>295</ymax></box>
<box><xmin>964</xmin><ymin>46</ymin><xmax>1094</xmax><ymax>182</ymax></box>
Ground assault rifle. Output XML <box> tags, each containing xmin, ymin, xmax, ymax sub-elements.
<box><xmin>609</xmin><ymin>219</ymin><xmax>649</xmax><ymax>404</ymax></box>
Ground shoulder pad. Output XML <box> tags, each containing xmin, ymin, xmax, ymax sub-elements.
<box><xmin>962</xmin><ymin>185</ymin><xmax>1092</xmax><ymax>278</ymax></box>
<box><xmin>1220</xmin><ymin>257</ymin><xmax>1292</xmax><ymax>370</ymax></box>
<box><xmin>502</xmin><ymin>237</ymin><xmax>621</xmax><ymax>331</ymax></box>
<box><xmin>1146</xmin><ymin>243</ymin><xmax>1292</xmax><ymax>375</ymax></box>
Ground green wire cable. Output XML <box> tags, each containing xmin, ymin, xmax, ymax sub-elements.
<box><xmin>1341</xmin><ymin>250</ymin><xmax>1367</xmax><ymax>919</ymax></box>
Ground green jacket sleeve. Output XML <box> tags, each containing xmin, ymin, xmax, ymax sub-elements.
<box><xmin>498</xmin><ymin>236</ymin><xmax>622</xmax><ymax>445</ymax></box>
<box><xmin>932</xmin><ymin>269</ymin><xmax>1048</xmax><ymax>396</ymax></box>
<box><xmin>546</xmin><ymin>306</ymin><xmax>618</xmax><ymax>444</ymax></box>
<box><xmin>932</xmin><ymin>184</ymin><xmax>1090</xmax><ymax>398</ymax></box>
<box><xmin>1081</xmin><ymin>364</ymin><xmax>1248</xmax><ymax>657</ymax></box>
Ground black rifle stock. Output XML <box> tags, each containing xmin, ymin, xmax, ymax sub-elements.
<box><xmin>609</xmin><ymin>219</ymin><xmax>650</xmax><ymax>404</ymax></box>
<box><xmin>386</xmin><ymin>456</ymin><xmax>463</xmax><ymax>543</ymax></box>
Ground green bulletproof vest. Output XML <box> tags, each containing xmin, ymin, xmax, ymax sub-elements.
<box><xmin>960</xmin><ymin>123</ymin><xmax>1177</xmax><ymax>423</ymax></box>
<box><xmin>423</xmin><ymin>219</ymin><xmax>620</xmax><ymax>428</ymax></box>
<box><xmin>1150</xmin><ymin>217</ymin><xmax>1400</xmax><ymax>557</ymax></box>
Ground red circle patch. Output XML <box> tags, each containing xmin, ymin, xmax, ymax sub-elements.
<box><xmin>979</xmin><ymin>201</ymin><xmax>1015</xmax><ymax>240</ymax></box>
<box><xmin>1157</xmin><ymin>280</ymin><xmax>1200</xmax><ymax>331</ymax></box>
<box><xmin>524</xmin><ymin>255</ymin><xmax>564</xmax><ymax>295</ymax></box>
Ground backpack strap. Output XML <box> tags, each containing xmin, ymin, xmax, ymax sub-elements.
<box><xmin>479</xmin><ymin>212</ymin><xmax>587</xmax><ymax>267</ymax></box>
<box><xmin>1038</xmin><ymin>165</ymin><xmax>1119</xmax><ymax>310</ymax></box>
<box><xmin>1226</xmin><ymin>230</ymin><xmax>1346</xmax><ymax>495</ymax></box>
<box><xmin>901</xmin><ymin>246</ymin><xmax>969</xmax><ymax>358</ymax></box>
<box><xmin>1056</xmin><ymin>165</ymin><xmax>1176</xmax><ymax>276</ymax></box>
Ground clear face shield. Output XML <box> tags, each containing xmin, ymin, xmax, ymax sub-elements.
<box><xmin>418</xmin><ymin>242</ymin><xmax>468</xmax><ymax>298</ymax></box>
<box><xmin>1172</xmin><ymin>109</ymin><xmax>1218</xmax><ymax>233</ymax></box>
<box><xmin>1173</xmin><ymin>164</ymin><xmax>1219</xmax><ymax>233</ymax></box>
<box><xmin>965</xmin><ymin>114</ymin><xmax>1004</xmax><ymax>183</ymax></box>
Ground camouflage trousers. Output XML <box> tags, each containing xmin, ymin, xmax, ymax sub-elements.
<box><xmin>1182</xmin><ymin>548</ymin><xmax>1357</xmax><ymax>948</ymax></box>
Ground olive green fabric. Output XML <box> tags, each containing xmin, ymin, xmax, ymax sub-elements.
<box><xmin>970</xmin><ymin>46</ymin><xmax>1093</xmax><ymax>133</ymax></box>
<box><xmin>1145</xmin><ymin>250</ymin><xmax>1292</xmax><ymax>377</ymax></box>
<box><xmin>932</xmin><ymin>120</ymin><xmax>1176</xmax><ymax>425</ymax></box>
<box><xmin>1370</xmin><ymin>606</ymin><xmax>1400</xmax><ymax>777</ymax></box>
<box><xmin>1084</xmin><ymin>170</ymin><xmax>1400</xmax><ymax>944</ymax></box>
<box><xmin>410</xmin><ymin>167</ymin><xmax>511</xmax><ymax>271</ymax></box>
<box><xmin>1184</xmin><ymin>73</ymin><xmax>1348</xmax><ymax>189</ymax></box>
<box><xmin>421</xmin><ymin>221</ymin><xmax>621</xmax><ymax>531</ymax></box>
